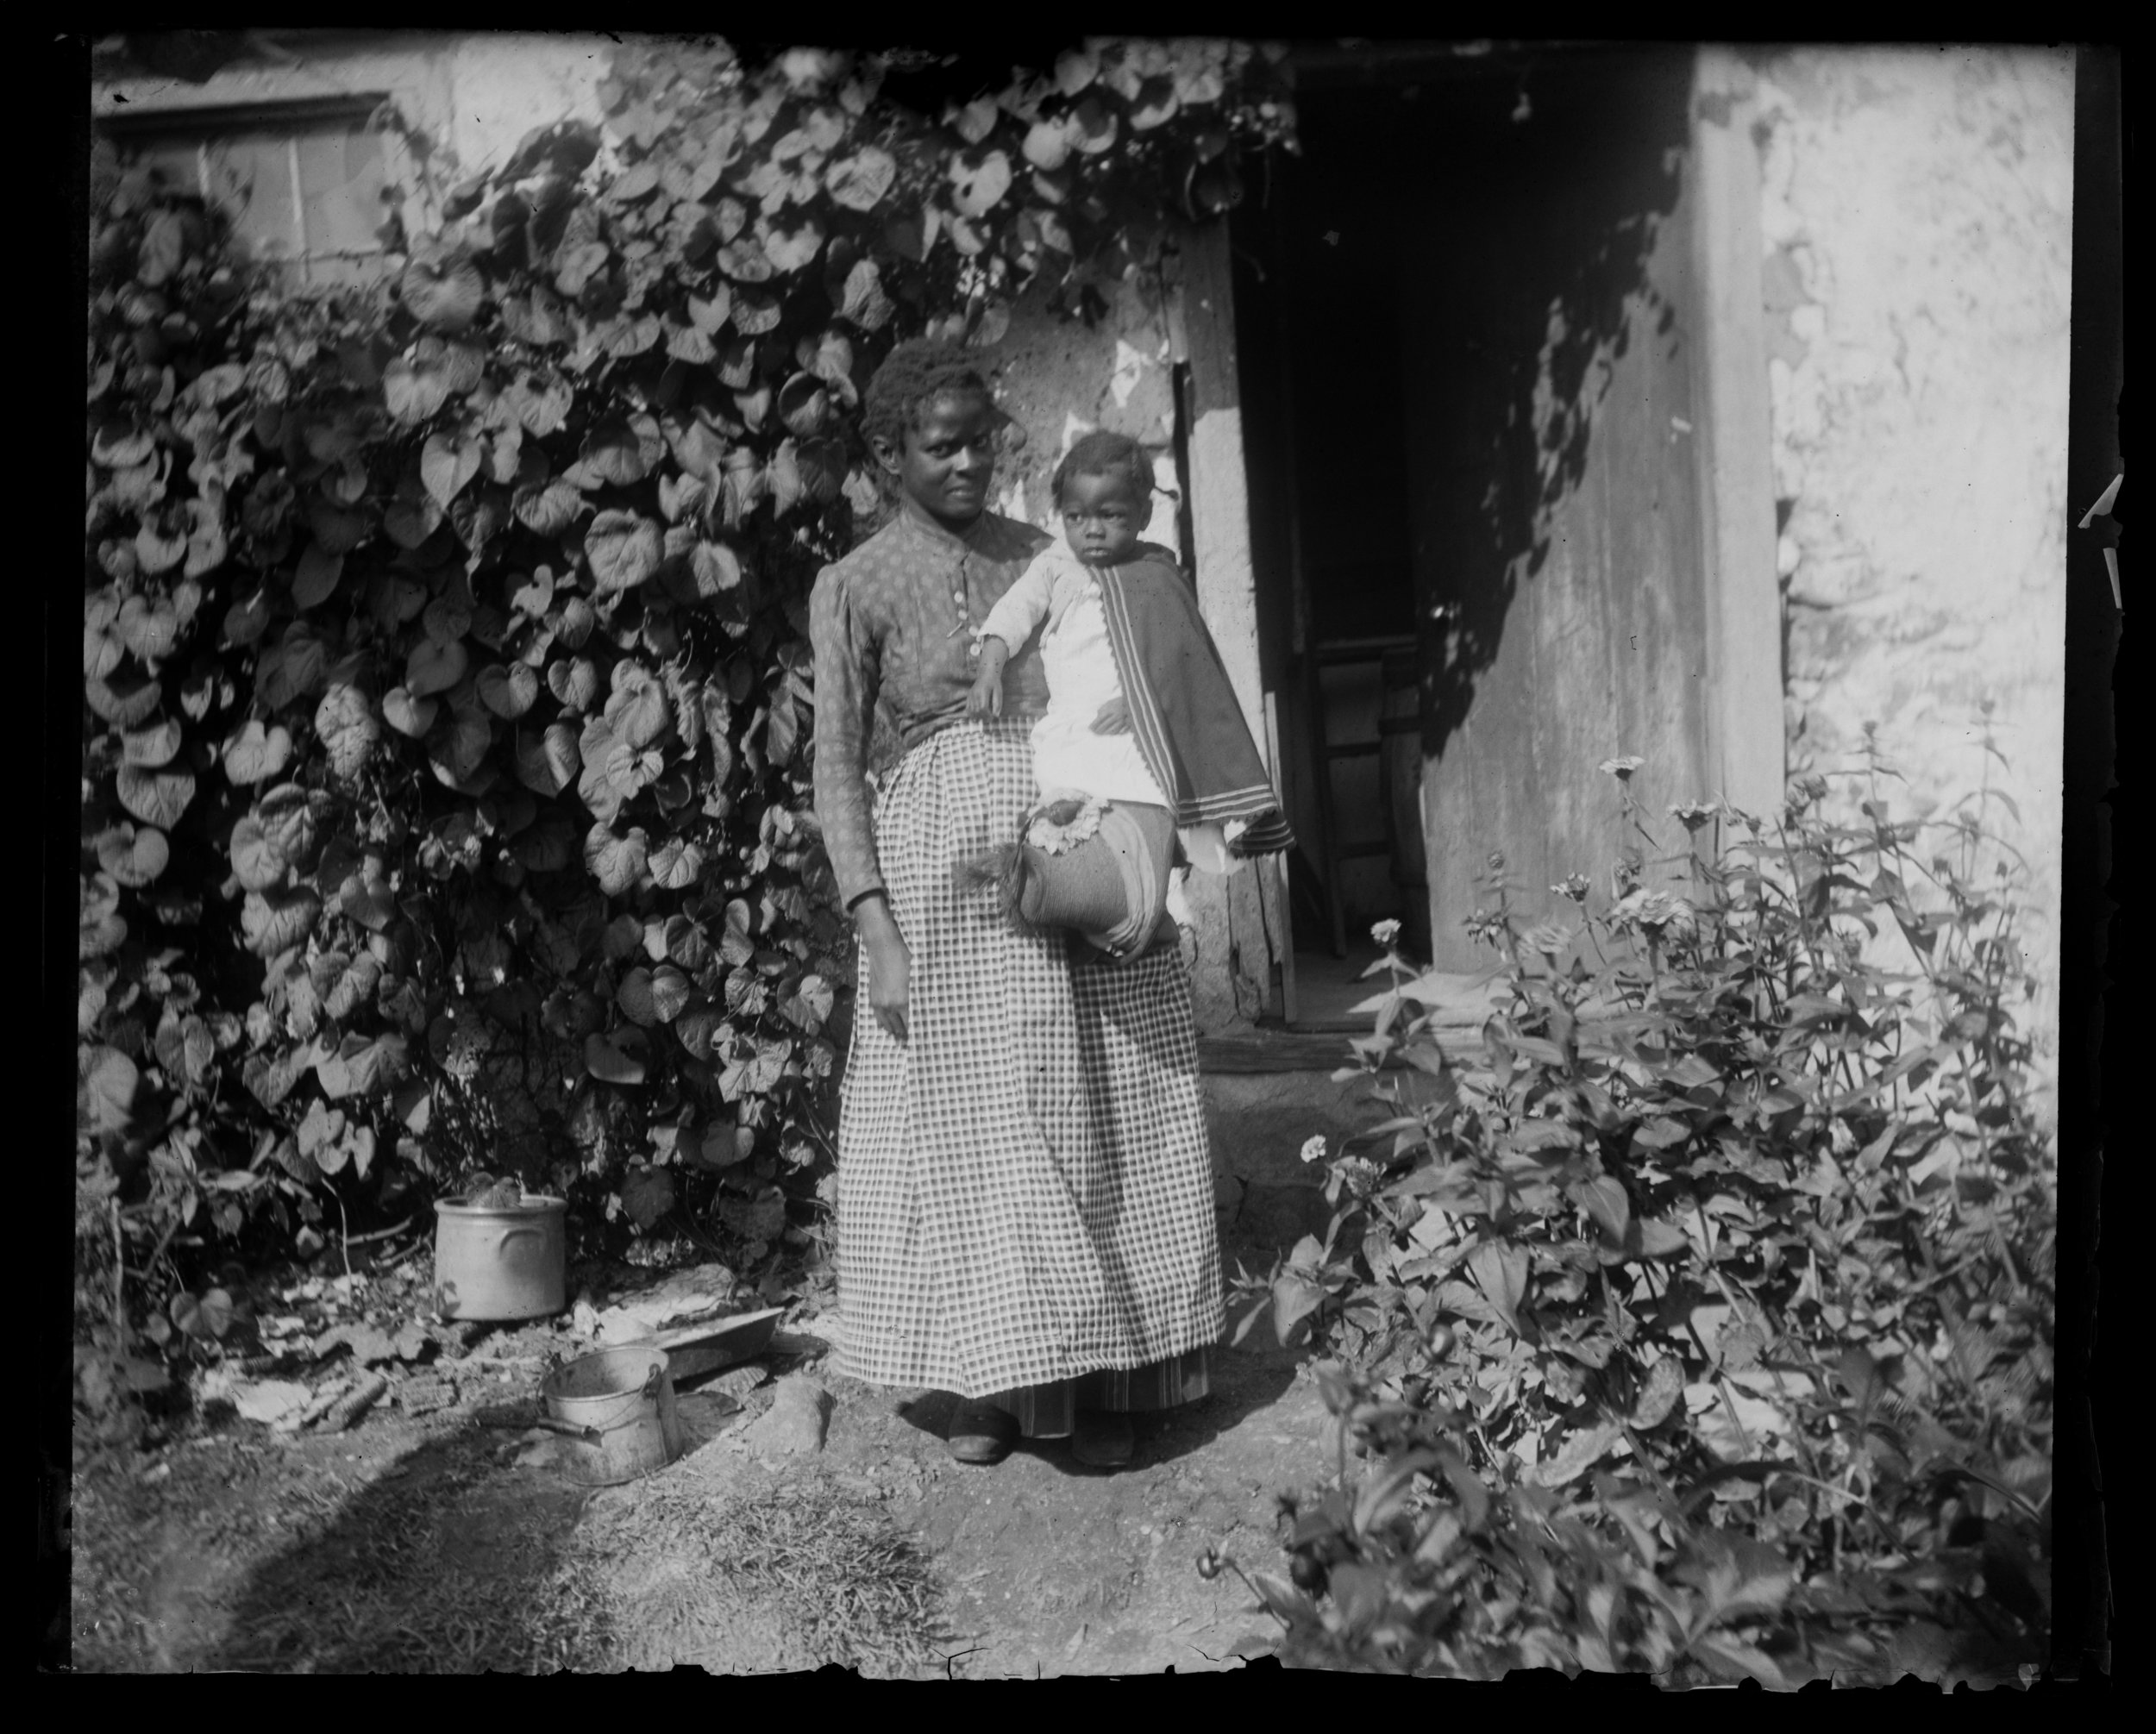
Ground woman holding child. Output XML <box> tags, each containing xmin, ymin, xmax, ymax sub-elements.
<box><xmin>810</xmin><ymin>339</ymin><xmax>1285</xmax><ymax>1468</ymax></box>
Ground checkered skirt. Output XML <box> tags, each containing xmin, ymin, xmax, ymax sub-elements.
<box><xmin>832</xmin><ymin>718</ymin><xmax>1224</xmax><ymax>1399</ymax></box>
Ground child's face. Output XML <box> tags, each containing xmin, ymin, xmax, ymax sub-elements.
<box><xmin>1060</xmin><ymin>469</ymin><xmax>1147</xmax><ymax>565</ymax></box>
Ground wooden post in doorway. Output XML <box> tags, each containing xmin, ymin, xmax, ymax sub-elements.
<box><xmin>1689</xmin><ymin>46</ymin><xmax>1786</xmax><ymax>814</ymax></box>
<box><xmin>1166</xmin><ymin>218</ymin><xmax>1283</xmax><ymax>1032</ymax></box>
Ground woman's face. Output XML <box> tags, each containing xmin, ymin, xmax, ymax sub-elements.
<box><xmin>877</xmin><ymin>391</ymin><xmax>998</xmax><ymax>526</ymax></box>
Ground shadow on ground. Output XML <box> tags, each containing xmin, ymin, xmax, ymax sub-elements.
<box><xmin>78</xmin><ymin>1326</ymin><xmax>1324</xmax><ymax>1676</ymax></box>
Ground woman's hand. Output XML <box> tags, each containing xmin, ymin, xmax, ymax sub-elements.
<box><xmin>854</xmin><ymin>893</ymin><xmax>911</xmax><ymax>1042</ymax></box>
<box><xmin>1091</xmin><ymin>695</ymin><xmax>1132</xmax><ymax>736</ymax></box>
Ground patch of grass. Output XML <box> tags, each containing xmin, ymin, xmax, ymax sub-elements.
<box><xmin>74</xmin><ymin>1414</ymin><xmax>947</xmax><ymax>1675</ymax></box>
<box><xmin>564</xmin><ymin>1469</ymin><xmax>946</xmax><ymax>1677</ymax></box>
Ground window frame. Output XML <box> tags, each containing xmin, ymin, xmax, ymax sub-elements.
<box><xmin>97</xmin><ymin>94</ymin><xmax>405</xmax><ymax>289</ymax></box>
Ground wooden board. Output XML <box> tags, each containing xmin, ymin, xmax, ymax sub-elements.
<box><xmin>1393</xmin><ymin>48</ymin><xmax>1724</xmax><ymax>970</ymax></box>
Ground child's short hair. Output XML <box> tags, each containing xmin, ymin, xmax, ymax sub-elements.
<box><xmin>862</xmin><ymin>339</ymin><xmax>994</xmax><ymax>449</ymax></box>
<box><xmin>1052</xmin><ymin>429</ymin><xmax>1153</xmax><ymax>507</ymax></box>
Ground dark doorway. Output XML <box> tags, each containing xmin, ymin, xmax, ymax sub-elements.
<box><xmin>1232</xmin><ymin>45</ymin><xmax>1713</xmax><ymax>1011</ymax></box>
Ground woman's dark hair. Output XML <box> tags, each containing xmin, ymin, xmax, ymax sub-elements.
<box><xmin>861</xmin><ymin>339</ymin><xmax>994</xmax><ymax>450</ymax></box>
<box><xmin>1051</xmin><ymin>429</ymin><xmax>1153</xmax><ymax>508</ymax></box>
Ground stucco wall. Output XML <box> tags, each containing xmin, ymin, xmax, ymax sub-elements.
<box><xmin>1751</xmin><ymin>47</ymin><xmax>2073</xmax><ymax>1103</ymax></box>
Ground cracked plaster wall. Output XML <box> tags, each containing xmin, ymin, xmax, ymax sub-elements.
<box><xmin>1751</xmin><ymin>47</ymin><xmax>2073</xmax><ymax>1103</ymax></box>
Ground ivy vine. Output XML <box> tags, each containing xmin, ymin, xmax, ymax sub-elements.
<box><xmin>78</xmin><ymin>38</ymin><xmax>1299</xmax><ymax>1316</ymax></box>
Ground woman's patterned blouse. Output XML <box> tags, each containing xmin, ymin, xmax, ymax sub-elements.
<box><xmin>810</xmin><ymin>505</ymin><xmax>1055</xmax><ymax>911</ymax></box>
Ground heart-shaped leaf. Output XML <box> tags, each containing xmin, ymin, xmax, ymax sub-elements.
<box><xmin>428</xmin><ymin>708</ymin><xmax>494</xmax><ymax>787</ymax></box>
<box><xmin>760</xmin><ymin>214</ymin><xmax>824</xmax><ymax>273</ymax></box>
<box><xmin>321</xmin><ymin>952</ymin><xmax>383</xmax><ymax>1022</ymax></box>
<box><xmin>79</xmin><ymin>1045</ymin><xmax>143</xmax><ymax>1132</ymax></box>
<box><xmin>314</xmin><ymin>682</ymin><xmax>379</xmax><ymax>780</ymax></box>
<box><xmin>547</xmin><ymin>656</ymin><xmax>600</xmax><ymax>713</ymax></box>
<box><xmin>585</xmin><ymin>1031</ymin><xmax>647</xmax><ymax>1086</ymax></box>
<box><xmin>730</xmin><ymin>291</ymin><xmax>780</xmax><ymax>336</ymax></box>
<box><xmin>84</xmin><ymin>614</ymin><xmax>126</xmax><ymax>681</ymax></box>
<box><xmin>555</xmin><ymin>594</ymin><xmax>597</xmax><ymax>649</ymax></box>
<box><xmin>91</xmin><ymin>421</ymin><xmax>157</xmax><ymax>468</ymax></box>
<box><xmin>421</xmin><ymin>598</ymin><xmax>471</xmax><ymax>646</ymax></box>
<box><xmin>422</xmin><ymin>430</ymin><xmax>483</xmax><ymax>509</ymax></box>
<box><xmin>383</xmin><ymin>487</ymin><xmax>444</xmax><ymax>550</ymax></box>
<box><xmin>513</xmin><ymin>811</ymin><xmax>579</xmax><ymax>872</ymax></box>
<box><xmin>95</xmin><ymin>822</ymin><xmax>169</xmax><ymax>886</ymax></box>
<box><xmin>303</xmin><ymin>493</ymin><xmax>370</xmax><ymax>554</ymax></box>
<box><xmin>686</xmin><ymin>285</ymin><xmax>733</xmax><ymax>333</ymax></box>
<box><xmin>405</xmin><ymin>637</ymin><xmax>469</xmax><ymax>698</ymax></box>
<box><xmin>338</xmin><ymin>870</ymin><xmax>398</xmax><ymax>932</ymax></box>
<box><xmin>948</xmin><ymin>147</ymin><xmax>1013</xmax><ymax>217</ymax></box>
<box><xmin>513</xmin><ymin>723</ymin><xmax>581</xmax><ymax>797</ymax></box>
<box><xmin>383</xmin><ymin>349</ymin><xmax>453</xmax><ymax>424</ymax></box>
<box><xmin>617</xmin><ymin>967</ymin><xmax>662</xmax><ymax>1026</ymax></box>
<box><xmin>583</xmin><ymin>823</ymin><xmax>649</xmax><ymax>895</ymax></box>
<box><xmin>121</xmin><ymin>717</ymin><xmax>184</xmax><ymax>767</ymax></box>
<box><xmin>116</xmin><ymin>762</ymin><xmax>196</xmax><ymax>828</ymax></box>
<box><xmin>85</xmin><ymin>674</ymin><xmax>163</xmax><ymax>729</ymax></box>
<box><xmin>135</xmin><ymin>515</ymin><xmax>190</xmax><ymax>576</ymax></box>
<box><xmin>1022</xmin><ymin>118</ymin><xmax>1071</xmax><ymax>171</ymax></box>
<box><xmin>240</xmin><ymin>886</ymin><xmax>322</xmax><ymax>958</ymax></box>
<box><xmin>619</xmin><ymin>1165</ymin><xmax>674</xmax><ymax>1227</ymax></box>
<box><xmin>576</xmin><ymin>422</ymin><xmax>655</xmax><ymax>488</ymax></box>
<box><xmin>649</xmin><ymin>836</ymin><xmax>705</xmax><ymax>890</ymax></box>
<box><xmin>292</xmin><ymin>542</ymin><xmax>344</xmax><ymax>609</ymax></box>
<box><xmin>824</xmin><ymin>146</ymin><xmax>897</xmax><ymax>210</ymax></box>
<box><xmin>585</xmin><ymin>511</ymin><xmax>664</xmax><ymax>593</ymax></box>
<box><xmin>476</xmin><ymin>661</ymin><xmax>540</xmax><ymax>719</ymax></box>
<box><xmin>400</xmin><ymin>245</ymin><xmax>486</xmax><ymax>334</ymax></box>
<box><xmin>781</xmin><ymin>973</ymin><xmax>835</xmax><ymax>1031</ymax></box>
<box><xmin>116</xmin><ymin>595</ymin><xmax>181</xmax><ymax>663</ymax></box>
<box><xmin>655</xmin><ymin>470</ymin><xmax>711</xmax><ymax>526</ymax></box>
<box><xmin>604</xmin><ymin>661</ymin><xmax>672</xmax><ymax>748</ymax></box>
<box><xmin>665</xmin><ymin>916</ymin><xmax>711</xmax><ymax>971</ymax></box>
<box><xmin>318</xmin><ymin>1032</ymin><xmax>408</xmax><ymax>1100</ymax></box>
<box><xmin>229</xmin><ymin>810</ymin><xmax>290</xmax><ymax>892</ymax></box>
<box><xmin>380</xmin><ymin>686</ymin><xmax>439</xmax><ymax>738</ymax></box>
<box><xmin>602</xmin><ymin>737</ymin><xmax>661</xmax><ymax>798</ymax></box>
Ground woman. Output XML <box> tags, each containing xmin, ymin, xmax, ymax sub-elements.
<box><xmin>810</xmin><ymin>340</ymin><xmax>1223</xmax><ymax>1468</ymax></box>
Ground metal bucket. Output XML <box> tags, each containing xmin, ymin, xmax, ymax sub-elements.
<box><xmin>433</xmin><ymin>1196</ymin><xmax>567</xmax><ymax>1322</ymax></box>
<box><xmin>536</xmin><ymin>1345</ymin><xmax>686</xmax><ymax>1486</ymax></box>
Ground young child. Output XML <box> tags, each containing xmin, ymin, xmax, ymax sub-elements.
<box><xmin>957</xmin><ymin>430</ymin><xmax>1292</xmax><ymax>959</ymax></box>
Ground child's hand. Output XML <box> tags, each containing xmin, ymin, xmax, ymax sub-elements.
<box><xmin>1090</xmin><ymin>695</ymin><xmax>1131</xmax><ymax>736</ymax></box>
<box><xmin>966</xmin><ymin>666</ymin><xmax>1004</xmax><ymax>719</ymax></box>
<box><xmin>968</xmin><ymin>634</ymin><xmax>1011</xmax><ymax>720</ymax></box>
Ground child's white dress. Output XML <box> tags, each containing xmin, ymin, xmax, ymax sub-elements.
<box><xmin>978</xmin><ymin>543</ymin><xmax>1244</xmax><ymax>932</ymax></box>
<box><xmin>979</xmin><ymin>541</ymin><xmax>1172</xmax><ymax>811</ymax></box>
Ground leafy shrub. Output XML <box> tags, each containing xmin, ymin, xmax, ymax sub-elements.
<box><xmin>1217</xmin><ymin>757</ymin><xmax>2054</xmax><ymax>1684</ymax></box>
<box><xmin>77</xmin><ymin>39</ymin><xmax>1298</xmax><ymax>1381</ymax></box>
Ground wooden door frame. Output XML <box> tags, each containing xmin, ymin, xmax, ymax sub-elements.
<box><xmin>1689</xmin><ymin>46</ymin><xmax>1787</xmax><ymax>814</ymax></box>
<box><xmin>1165</xmin><ymin>218</ymin><xmax>1289</xmax><ymax>1033</ymax></box>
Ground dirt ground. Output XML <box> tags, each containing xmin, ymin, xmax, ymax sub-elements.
<box><xmin>70</xmin><ymin>1251</ymin><xmax>1328</xmax><ymax>1676</ymax></box>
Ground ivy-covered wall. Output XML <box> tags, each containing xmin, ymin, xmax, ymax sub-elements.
<box><xmin>80</xmin><ymin>34</ymin><xmax>1300</xmax><ymax>1308</ymax></box>
<box><xmin>1750</xmin><ymin>47</ymin><xmax>2074</xmax><ymax>1109</ymax></box>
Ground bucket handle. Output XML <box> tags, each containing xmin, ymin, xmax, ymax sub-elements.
<box><xmin>530</xmin><ymin>1415</ymin><xmax>603</xmax><ymax>1443</ymax></box>
<box><xmin>540</xmin><ymin>1355</ymin><xmax>670</xmax><ymax>1437</ymax></box>
<box><xmin>495</xmin><ymin>1224</ymin><xmax>547</xmax><ymax>1253</ymax></box>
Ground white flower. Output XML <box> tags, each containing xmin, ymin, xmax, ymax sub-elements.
<box><xmin>1299</xmin><ymin>1135</ymin><xmax>1327</xmax><ymax>1165</ymax></box>
<box><xmin>1370</xmin><ymin>918</ymin><xmax>1401</xmax><ymax>948</ymax></box>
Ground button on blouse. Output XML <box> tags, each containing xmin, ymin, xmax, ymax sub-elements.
<box><xmin>811</xmin><ymin>506</ymin><xmax>1054</xmax><ymax>911</ymax></box>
